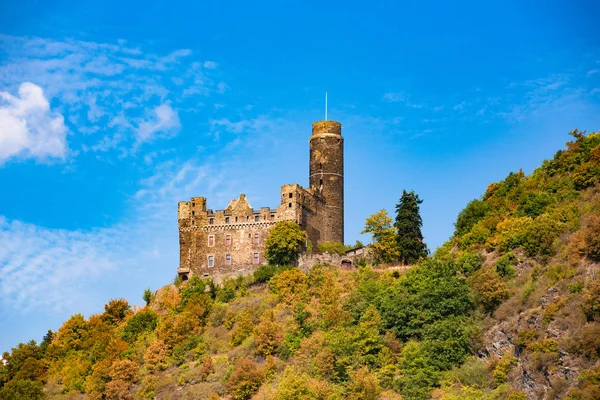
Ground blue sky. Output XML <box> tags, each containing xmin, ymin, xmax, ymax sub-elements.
<box><xmin>1</xmin><ymin>0</ymin><xmax>599</xmax><ymax>352</ymax></box>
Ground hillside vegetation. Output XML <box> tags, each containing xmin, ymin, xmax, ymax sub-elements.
<box><xmin>1</xmin><ymin>130</ymin><xmax>599</xmax><ymax>400</ymax></box>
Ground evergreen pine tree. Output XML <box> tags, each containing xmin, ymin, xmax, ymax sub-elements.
<box><xmin>395</xmin><ymin>190</ymin><xmax>428</xmax><ymax>264</ymax></box>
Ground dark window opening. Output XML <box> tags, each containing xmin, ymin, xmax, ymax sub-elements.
<box><xmin>235</xmin><ymin>216</ymin><xmax>238</xmax><ymax>222</ymax></box>
<box><xmin>319</xmin><ymin>163</ymin><xmax>322</xmax><ymax>169</ymax></box>
<box><xmin>225</xmin><ymin>217</ymin><xmax>230</xmax><ymax>223</ymax></box>
<box><xmin>289</xmin><ymin>193</ymin><xmax>293</xmax><ymax>198</ymax></box>
<box><xmin>192</xmin><ymin>220</ymin><xmax>195</xmax><ymax>225</ymax></box>
<box><xmin>288</xmin><ymin>203</ymin><xmax>292</xmax><ymax>208</ymax></box>
<box><xmin>180</xmin><ymin>274</ymin><xmax>189</xmax><ymax>281</ymax></box>
<box><xmin>209</xmin><ymin>218</ymin><xmax>214</xmax><ymax>224</ymax></box>
<box><xmin>255</xmin><ymin>216</ymin><xmax>259</xmax><ymax>222</ymax></box>
<box><xmin>192</xmin><ymin>211</ymin><xmax>195</xmax><ymax>216</ymax></box>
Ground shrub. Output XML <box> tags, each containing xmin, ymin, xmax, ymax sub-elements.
<box><xmin>469</xmin><ymin>269</ymin><xmax>508</xmax><ymax>313</ymax></box>
<box><xmin>0</xmin><ymin>379</ymin><xmax>45</xmax><ymax>400</ymax></box>
<box><xmin>492</xmin><ymin>355</ymin><xmax>517</xmax><ymax>384</ymax></box>
<box><xmin>254</xmin><ymin>310</ymin><xmax>283</xmax><ymax>356</ymax></box>
<box><xmin>180</xmin><ymin>276</ymin><xmax>217</xmax><ymax>304</ymax></box>
<box><xmin>317</xmin><ymin>241</ymin><xmax>348</xmax><ymax>255</ymax></box>
<box><xmin>444</xmin><ymin>357</ymin><xmax>489</xmax><ymax>389</ymax></box>
<box><xmin>272</xmin><ymin>268</ymin><xmax>309</xmax><ymax>305</ymax></box>
<box><xmin>517</xmin><ymin>192</ymin><xmax>552</xmax><ymax>218</ymax></box>
<box><xmin>225</xmin><ymin>359</ymin><xmax>264</xmax><ymax>400</ymax></box>
<box><xmin>455</xmin><ymin>199</ymin><xmax>490</xmax><ymax>236</ymax></box>
<box><xmin>347</xmin><ymin>367</ymin><xmax>381</xmax><ymax>400</ymax></box>
<box><xmin>421</xmin><ymin>317</ymin><xmax>472</xmax><ymax>370</ymax></box>
<box><xmin>122</xmin><ymin>310</ymin><xmax>158</xmax><ymax>344</ymax></box>
<box><xmin>274</xmin><ymin>368</ymin><xmax>311</xmax><ymax>399</ymax></box>
<box><xmin>522</xmin><ymin>215</ymin><xmax>563</xmax><ymax>257</ymax></box>
<box><xmin>216</xmin><ymin>278</ymin><xmax>237</xmax><ymax>303</ymax></box>
<box><xmin>583</xmin><ymin>214</ymin><xmax>600</xmax><ymax>261</ymax></box>
<box><xmin>494</xmin><ymin>217</ymin><xmax>533</xmax><ymax>252</ymax></box>
<box><xmin>495</xmin><ymin>252</ymin><xmax>517</xmax><ymax>279</ymax></box>
<box><xmin>230</xmin><ymin>309</ymin><xmax>254</xmax><ymax>347</ymax></box>
<box><xmin>456</xmin><ymin>252</ymin><xmax>484</xmax><ymax>276</ymax></box>
<box><xmin>566</xmin><ymin>365</ymin><xmax>600</xmax><ymax>399</ymax></box>
<box><xmin>394</xmin><ymin>341</ymin><xmax>440</xmax><ymax>400</ymax></box>
<box><xmin>582</xmin><ymin>280</ymin><xmax>600</xmax><ymax>321</ymax></box>
<box><xmin>143</xmin><ymin>340</ymin><xmax>169</xmax><ymax>371</ymax></box>
<box><xmin>253</xmin><ymin>265</ymin><xmax>277</xmax><ymax>283</ymax></box>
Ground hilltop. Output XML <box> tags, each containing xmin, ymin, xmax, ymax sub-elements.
<box><xmin>1</xmin><ymin>130</ymin><xmax>599</xmax><ymax>400</ymax></box>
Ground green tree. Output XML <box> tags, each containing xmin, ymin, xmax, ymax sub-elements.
<box><xmin>395</xmin><ymin>190</ymin><xmax>429</xmax><ymax>265</ymax></box>
<box><xmin>264</xmin><ymin>221</ymin><xmax>306</xmax><ymax>266</ymax></box>
<box><xmin>142</xmin><ymin>288</ymin><xmax>152</xmax><ymax>305</ymax></box>
<box><xmin>379</xmin><ymin>260</ymin><xmax>472</xmax><ymax>340</ymax></box>
<box><xmin>455</xmin><ymin>199</ymin><xmax>490</xmax><ymax>236</ymax></box>
<box><xmin>362</xmin><ymin>209</ymin><xmax>399</xmax><ymax>264</ymax></box>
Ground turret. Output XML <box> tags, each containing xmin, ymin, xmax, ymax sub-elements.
<box><xmin>309</xmin><ymin>120</ymin><xmax>344</xmax><ymax>244</ymax></box>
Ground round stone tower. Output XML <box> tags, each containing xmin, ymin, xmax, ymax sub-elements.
<box><xmin>309</xmin><ymin>120</ymin><xmax>344</xmax><ymax>244</ymax></box>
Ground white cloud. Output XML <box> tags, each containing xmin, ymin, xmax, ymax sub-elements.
<box><xmin>383</xmin><ymin>92</ymin><xmax>423</xmax><ymax>108</ymax></box>
<box><xmin>0</xmin><ymin>82</ymin><xmax>68</xmax><ymax>165</ymax></box>
<box><xmin>136</xmin><ymin>103</ymin><xmax>181</xmax><ymax>144</ymax></box>
<box><xmin>0</xmin><ymin>35</ymin><xmax>224</xmax><ymax>156</ymax></box>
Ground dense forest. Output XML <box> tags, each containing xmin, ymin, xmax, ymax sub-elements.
<box><xmin>1</xmin><ymin>130</ymin><xmax>599</xmax><ymax>400</ymax></box>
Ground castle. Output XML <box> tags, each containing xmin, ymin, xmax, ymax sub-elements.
<box><xmin>177</xmin><ymin>120</ymin><xmax>345</xmax><ymax>280</ymax></box>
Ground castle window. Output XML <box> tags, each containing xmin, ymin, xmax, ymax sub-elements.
<box><xmin>208</xmin><ymin>255</ymin><xmax>214</xmax><ymax>267</ymax></box>
<box><xmin>319</xmin><ymin>163</ymin><xmax>322</xmax><ymax>169</ymax></box>
<box><xmin>225</xmin><ymin>217</ymin><xmax>230</xmax><ymax>223</ymax></box>
<box><xmin>226</xmin><ymin>254</ymin><xmax>231</xmax><ymax>265</ymax></box>
<box><xmin>254</xmin><ymin>233</ymin><xmax>259</xmax><ymax>245</ymax></box>
<box><xmin>235</xmin><ymin>216</ymin><xmax>238</xmax><ymax>222</ymax></box>
<box><xmin>255</xmin><ymin>216</ymin><xmax>259</xmax><ymax>222</ymax></box>
<box><xmin>192</xmin><ymin>211</ymin><xmax>195</xmax><ymax>216</ymax></box>
<box><xmin>253</xmin><ymin>253</ymin><xmax>259</xmax><ymax>264</ymax></box>
<box><xmin>248</xmin><ymin>233</ymin><xmax>252</xmax><ymax>238</ymax></box>
<box><xmin>289</xmin><ymin>193</ymin><xmax>293</xmax><ymax>198</ymax></box>
<box><xmin>226</xmin><ymin>234</ymin><xmax>231</xmax><ymax>246</ymax></box>
<box><xmin>192</xmin><ymin>220</ymin><xmax>195</xmax><ymax>225</ymax></box>
<box><xmin>209</xmin><ymin>218</ymin><xmax>214</xmax><ymax>224</ymax></box>
<box><xmin>192</xmin><ymin>202</ymin><xmax>195</xmax><ymax>207</ymax></box>
<box><xmin>271</xmin><ymin>214</ymin><xmax>275</xmax><ymax>220</ymax></box>
<box><xmin>288</xmin><ymin>203</ymin><xmax>292</xmax><ymax>208</ymax></box>
<box><xmin>208</xmin><ymin>235</ymin><xmax>215</xmax><ymax>247</ymax></box>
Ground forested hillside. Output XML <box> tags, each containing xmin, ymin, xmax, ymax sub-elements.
<box><xmin>1</xmin><ymin>130</ymin><xmax>599</xmax><ymax>400</ymax></box>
